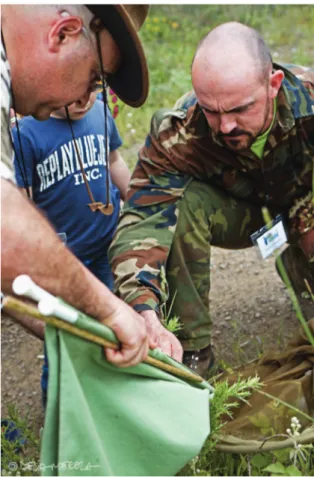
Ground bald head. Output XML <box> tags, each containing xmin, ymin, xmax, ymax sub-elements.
<box><xmin>2</xmin><ymin>4</ymin><xmax>120</xmax><ymax>119</ymax></box>
<box><xmin>191</xmin><ymin>22</ymin><xmax>285</xmax><ymax>152</ymax></box>
<box><xmin>192</xmin><ymin>22</ymin><xmax>272</xmax><ymax>85</ymax></box>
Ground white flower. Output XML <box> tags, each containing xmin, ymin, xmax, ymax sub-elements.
<box><xmin>127</xmin><ymin>112</ymin><xmax>133</xmax><ymax>118</ymax></box>
<box><xmin>130</xmin><ymin>129</ymin><xmax>136</xmax><ymax>135</ymax></box>
<box><xmin>126</xmin><ymin>123</ymin><xmax>132</xmax><ymax>129</ymax></box>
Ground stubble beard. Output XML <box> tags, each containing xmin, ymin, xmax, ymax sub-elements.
<box><xmin>224</xmin><ymin>97</ymin><xmax>272</xmax><ymax>152</ymax></box>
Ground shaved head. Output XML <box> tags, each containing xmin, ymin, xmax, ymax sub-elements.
<box><xmin>192</xmin><ymin>22</ymin><xmax>272</xmax><ymax>84</ymax></box>
<box><xmin>2</xmin><ymin>4</ymin><xmax>120</xmax><ymax>119</ymax></box>
<box><xmin>191</xmin><ymin>22</ymin><xmax>284</xmax><ymax>152</ymax></box>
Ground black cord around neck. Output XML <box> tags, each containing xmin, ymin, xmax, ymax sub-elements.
<box><xmin>95</xmin><ymin>31</ymin><xmax>110</xmax><ymax>208</ymax></box>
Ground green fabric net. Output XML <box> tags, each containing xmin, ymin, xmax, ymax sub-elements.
<box><xmin>40</xmin><ymin>311</ymin><xmax>214</xmax><ymax>476</ymax></box>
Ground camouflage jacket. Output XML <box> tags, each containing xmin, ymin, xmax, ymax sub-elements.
<box><xmin>109</xmin><ymin>63</ymin><xmax>314</xmax><ymax>313</ymax></box>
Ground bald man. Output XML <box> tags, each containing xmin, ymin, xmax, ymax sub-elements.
<box><xmin>109</xmin><ymin>22</ymin><xmax>314</xmax><ymax>377</ymax></box>
<box><xmin>1</xmin><ymin>5</ymin><xmax>154</xmax><ymax>368</ymax></box>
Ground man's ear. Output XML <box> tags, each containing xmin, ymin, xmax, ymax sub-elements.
<box><xmin>48</xmin><ymin>16</ymin><xmax>83</xmax><ymax>53</ymax></box>
<box><xmin>269</xmin><ymin>69</ymin><xmax>285</xmax><ymax>99</ymax></box>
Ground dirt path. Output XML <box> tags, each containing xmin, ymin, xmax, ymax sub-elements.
<box><xmin>209</xmin><ymin>247</ymin><xmax>298</xmax><ymax>365</ymax></box>
<box><xmin>1</xmin><ymin>246</ymin><xmax>301</xmax><ymax>430</ymax></box>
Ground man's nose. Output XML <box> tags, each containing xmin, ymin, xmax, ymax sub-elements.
<box><xmin>219</xmin><ymin>114</ymin><xmax>237</xmax><ymax>135</ymax></box>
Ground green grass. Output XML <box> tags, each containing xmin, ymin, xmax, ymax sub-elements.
<box><xmin>113</xmin><ymin>4</ymin><xmax>314</xmax><ymax>168</ymax></box>
<box><xmin>1</xmin><ymin>404</ymin><xmax>40</xmax><ymax>476</ymax></box>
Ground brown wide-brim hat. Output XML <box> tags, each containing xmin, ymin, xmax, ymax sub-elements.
<box><xmin>86</xmin><ymin>4</ymin><xmax>149</xmax><ymax>107</ymax></box>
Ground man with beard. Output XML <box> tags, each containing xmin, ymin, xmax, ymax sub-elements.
<box><xmin>109</xmin><ymin>21</ymin><xmax>314</xmax><ymax>377</ymax></box>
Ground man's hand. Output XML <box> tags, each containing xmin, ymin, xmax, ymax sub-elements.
<box><xmin>102</xmin><ymin>301</ymin><xmax>154</xmax><ymax>367</ymax></box>
<box><xmin>140</xmin><ymin>310</ymin><xmax>183</xmax><ymax>362</ymax></box>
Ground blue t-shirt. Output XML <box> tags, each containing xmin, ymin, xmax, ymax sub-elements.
<box><xmin>12</xmin><ymin>100</ymin><xmax>122</xmax><ymax>261</ymax></box>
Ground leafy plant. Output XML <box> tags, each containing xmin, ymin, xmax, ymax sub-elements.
<box><xmin>1</xmin><ymin>404</ymin><xmax>40</xmax><ymax>476</ymax></box>
<box><xmin>158</xmin><ymin>265</ymin><xmax>183</xmax><ymax>335</ymax></box>
<box><xmin>180</xmin><ymin>414</ymin><xmax>314</xmax><ymax>476</ymax></box>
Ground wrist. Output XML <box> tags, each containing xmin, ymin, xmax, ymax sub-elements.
<box><xmin>99</xmin><ymin>295</ymin><xmax>123</xmax><ymax>323</ymax></box>
<box><xmin>140</xmin><ymin>309</ymin><xmax>161</xmax><ymax>321</ymax></box>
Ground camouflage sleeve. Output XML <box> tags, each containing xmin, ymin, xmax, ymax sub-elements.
<box><xmin>292</xmin><ymin>65</ymin><xmax>314</xmax><ymax>101</ymax></box>
<box><xmin>285</xmin><ymin>64</ymin><xmax>314</xmax><ymax>259</ymax></box>
<box><xmin>109</xmin><ymin>110</ymin><xmax>193</xmax><ymax>313</ymax></box>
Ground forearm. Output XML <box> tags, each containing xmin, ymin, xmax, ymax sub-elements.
<box><xmin>109</xmin><ymin>150</ymin><xmax>131</xmax><ymax>201</ymax></box>
<box><xmin>109</xmin><ymin>166</ymin><xmax>191</xmax><ymax>312</ymax></box>
<box><xmin>109</xmin><ymin>211</ymin><xmax>167</xmax><ymax>312</ymax></box>
<box><xmin>1</xmin><ymin>179</ymin><xmax>121</xmax><ymax>321</ymax></box>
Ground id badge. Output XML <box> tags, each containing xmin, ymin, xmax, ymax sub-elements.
<box><xmin>250</xmin><ymin>215</ymin><xmax>287</xmax><ymax>260</ymax></box>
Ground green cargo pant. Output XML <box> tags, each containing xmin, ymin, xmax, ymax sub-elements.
<box><xmin>166</xmin><ymin>180</ymin><xmax>277</xmax><ymax>350</ymax></box>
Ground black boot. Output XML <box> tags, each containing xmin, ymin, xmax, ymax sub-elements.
<box><xmin>183</xmin><ymin>344</ymin><xmax>216</xmax><ymax>379</ymax></box>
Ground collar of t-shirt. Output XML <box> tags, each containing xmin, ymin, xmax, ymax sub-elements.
<box><xmin>250</xmin><ymin>98</ymin><xmax>277</xmax><ymax>159</ymax></box>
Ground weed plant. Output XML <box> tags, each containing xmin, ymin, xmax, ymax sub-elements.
<box><xmin>1</xmin><ymin>405</ymin><xmax>40</xmax><ymax>476</ymax></box>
